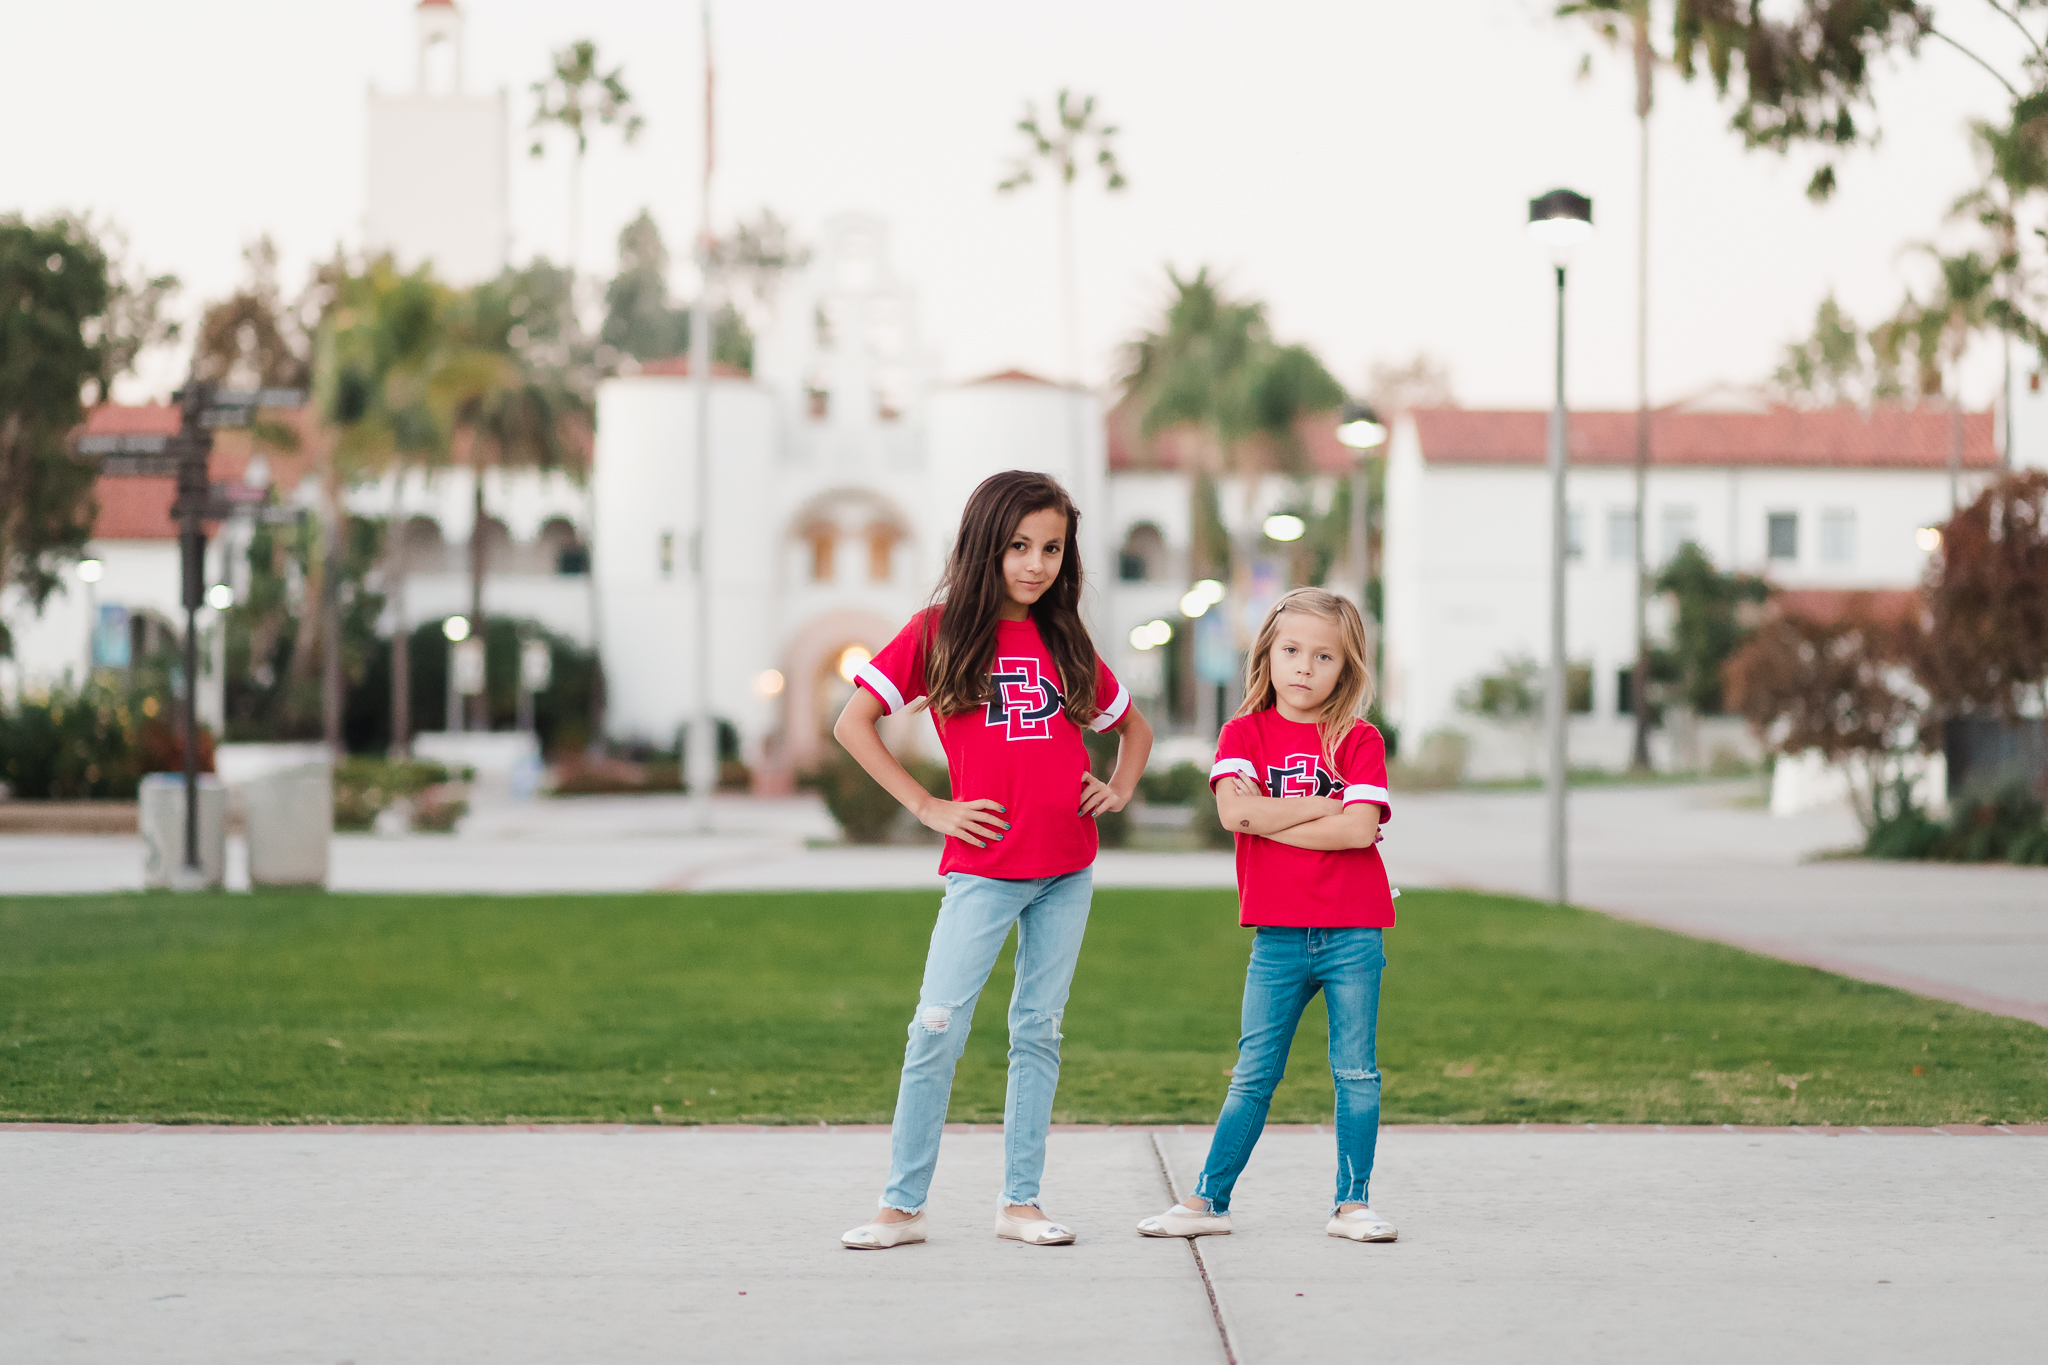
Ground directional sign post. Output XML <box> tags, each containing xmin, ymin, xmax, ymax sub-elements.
<box><xmin>72</xmin><ymin>377</ymin><xmax>305</xmax><ymax>886</ymax></box>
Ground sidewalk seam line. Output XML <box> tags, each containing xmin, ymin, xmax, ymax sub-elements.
<box><xmin>1149</xmin><ymin>1132</ymin><xmax>1241</xmax><ymax>1365</ymax></box>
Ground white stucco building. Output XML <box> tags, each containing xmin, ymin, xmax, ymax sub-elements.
<box><xmin>589</xmin><ymin>215</ymin><xmax>1105</xmax><ymax>786</ymax></box>
<box><xmin>364</xmin><ymin>0</ymin><xmax>508</xmax><ymax>285</ymax></box>
<box><xmin>1382</xmin><ymin>396</ymin><xmax>2014</xmax><ymax>777</ymax></box>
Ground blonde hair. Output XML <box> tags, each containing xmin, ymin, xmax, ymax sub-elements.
<box><xmin>1237</xmin><ymin>588</ymin><xmax>1375</xmax><ymax>768</ymax></box>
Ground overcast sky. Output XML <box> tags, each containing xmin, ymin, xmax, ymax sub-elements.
<box><xmin>4</xmin><ymin>1</ymin><xmax>2025</xmax><ymax>410</ymax></box>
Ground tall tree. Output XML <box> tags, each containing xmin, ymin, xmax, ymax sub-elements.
<box><xmin>1562</xmin><ymin>0</ymin><xmax>1667</xmax><ymax>769</ymax></box>
<box><xmin>1</xmin><ymin>215</ymin><xmax>180</xmax><ymax>659</ymax></box>
<box><xmin>998</xmin><ymin>90</ymin><xmax>1128</xmax><ymax>408</ymax></box>
<box><xmin>528</xmin><ymin>40</ymin><xmax>644</xmax><ymax>287</ymax></box>
<box><xmin>1915</xmin><ymin>469</ymin><xmax>2048</xmax><ymax>724</ymax></box>
<box><xmin>434</xmin><ymin>261</ymin><xmax>589</xmax><ymax>729</ymax></box>
<box><xmin>0</xmin><ymin>216</ymin><xmax>111</xmax><ymax>659</ymax></box>
<box><xmin>599</xmin><ymin>210</ymin><xmax>762</xmax><ymax>370</ymax></box>
<box><xmin>1123</xmin><ymin>267</ymin><xmax>1346</xmax><ymax>643</ymax></box>
<box><xmin>311</xmin><ymin>254</ymin><xmax>449</xmax><ymax>750</ymax></box>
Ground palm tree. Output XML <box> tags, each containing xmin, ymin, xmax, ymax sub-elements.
<box><xmin>430</xmin><ymin>263</ymin><xmax>587</xmax><ymax>730</ymax></box>
<box><xmin>1561</xmin><ymin>0</ymin><xmax>1662</xmax><ymax>768</ymax></box>
<box><xmin>1123</xmin><ymin>268</ymin><xmax>1345</xmax><ymax>652</ymax></box>
<box><xmin>1876</xmin><ymin>248</ymin><xmax>1999</xmax><ymax>507</ymax></box>
<box><xmin>312</xmin><ymin>255</ymin><xmax>450</xmax><ymax>754</ymax></box>
<box><xmin>997</xmin><ymin>90</ymin><xmax>1128</xmax><ymax>441</ymax></box>
<box><xmin>528</xmin><ymin>40</ymin><xmax>645</xmax><ymax>287</ymax></box>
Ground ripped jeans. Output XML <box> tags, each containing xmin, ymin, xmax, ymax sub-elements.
<box><xmin>880</xmin><ymin>868</ymin><xmax>1093</xmax><ymax>1213</ymax></box>
<box><xmin>1195</xmin><ymin>926</ymin><xmax>1384</xmax><ymax>1215</ymax></box>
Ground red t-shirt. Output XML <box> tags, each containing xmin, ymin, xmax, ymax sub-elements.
<box><xmin>1209</xmin><ymin>711</ymin><xmax>1395</xmax><ymax>928</ymax></box>
<box><xmin>855</xmin><ymin>609</ymin><xmax>1130</xmax><ymax>880</ymax></box>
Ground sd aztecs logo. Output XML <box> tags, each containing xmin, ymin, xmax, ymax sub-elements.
<box><xmin>985</xmin><ymin>656</ymin><xmax>1066</xmax><ymax>740</ymax></box>
<box><xmin>1266</xmin><ymin>754</ymin><xmax>1338</xmax><ymax>798</ymax></box>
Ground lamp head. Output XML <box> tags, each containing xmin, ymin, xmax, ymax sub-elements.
<box><xmin>1336</xmin><ymin>400</ymin><xmax>1386</xmax><ymax>451</ymax></box>
<box><xmin>1527</xmin><ymin>188</ymin><xmax>1594</xmax><ymax>262</ymax></box>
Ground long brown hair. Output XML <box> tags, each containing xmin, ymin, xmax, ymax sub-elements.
<box><xmin>1237</xmin><ymin>587</ymin><xmax>1374</xmax><ymax>768</ymax></box>
<box><xmin>923</xmin><ymin>470</ymin><xmax>1101</xmax><ymax>725</ymax></box>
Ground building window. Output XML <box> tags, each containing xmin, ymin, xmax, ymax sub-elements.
<box><xmin>1820</xmin><ymin>508</ymin><xmax>1856</xmax><ymax>564</ymax></box>
<box><xmin>1119</xmin><ymin>523</ymin><xmax>1167</xmax><ymax>581</ymax></box>
<box><xmin>1566</xmin><ymin>507</ymin><xmax>1585</xmax><ymax>560</ymax></box>
<box><xmin>1606</xmin><ymin>508</ymin><xmax>1636</xmax><ymax>563</ymax></box>
<box><xmin>1616</xmin><ymin>666</ymin><xmax>1634</xmax><ymax>716</ymax></box>
<box><xmin>1766</xmin><ymin>512</ymin><xmax>1799</xmax><ymax>562</ymax></box>
<box><xmin>659</xmin><ymin>530</ymin><xmax>675</xmax><ymax>579</ymax></box>
<box><xmin>867</xmin><ymin>526</ymin><xmax>899</xmax><ymax>582</ymax></box>
<box><xmin>807</xmin><ymin>527</ymin><xmax>837</xmax><ymax>582</ymax></box>
<box><xmin>1659</xmin><ymin>505</ymin><xmax>1697</xmax><ymax>564</ymax></box>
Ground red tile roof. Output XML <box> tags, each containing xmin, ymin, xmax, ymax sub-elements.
<box><xmin>79</xmin><ymin>404</ymin><xmax>323</xmax><ymax>542</ymax></box>
<box><xmin>632</xmin><ymin>356</ymin><xmax>751</xmax><ymax>379</ymax></box>
<box><xmin>1773</xmin><ymin>589</ymin><xmax>1921</xmax><ymax>626</ymax></box>
<box><xmin>1411</xmin><ymin>404</ymin><xmax>1997</xmax><ymax>470</ymax></box>
<box><xmin>965</xmin><ymin>369</ymin><xmax>1059</xmax><ymax>387</ymax></box>
<box><xmin>1106</xmin><ymin>401</ymin><xmax>1351</xmax><ymax>474</ymax></box>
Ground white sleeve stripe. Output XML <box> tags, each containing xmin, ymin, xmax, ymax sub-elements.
<box><xmin>1089</xmin><ymin>682</ymin><xmax>1132</xmax><ymax>732</ymax></box>
<box><xmin>853</xmin><ymin>662</ymin><xmax>905</xmax><ymax>715</ymax></box>
<box><xmin>1342</xmin><ymin>783</ymin><xmax>1391</xmax><ymax>806</ymax></box>
<box><xmin>1209</xmin><ymin>758</ymin><xmax>1257</xmax><ymax>783</ymax></box>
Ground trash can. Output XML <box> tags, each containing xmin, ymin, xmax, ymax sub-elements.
<box><xmin>243</xmin><ymin>763</ymin><xmax>333</xmax><ymax>889</ymax></box>
<box><xmin>140</xmin><ymin>773</ymin><xmax>227</xmax><ymax>889</ymax></box>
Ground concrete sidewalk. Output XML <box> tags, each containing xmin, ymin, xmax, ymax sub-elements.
<box><xmin>1383</xmin><ymin>782</ymin><xmax>2048</xmax><ymax>1026</ymax></box>
<box><xmin>5</xmin><ymin>1126</ymin><xmax>2043</xmax><ymax>1363</ymax></box>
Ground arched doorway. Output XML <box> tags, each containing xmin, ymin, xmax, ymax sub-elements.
<box><xmin>774</xmin><ymin>608</ymin><xmax>907</xmax><ymax>777</ymax></box>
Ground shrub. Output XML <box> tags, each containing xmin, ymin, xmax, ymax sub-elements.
<box><xmin>332</xmin><ymin>757</ymin><xmax>453</xmax><ymax>832</ymax></box>
<box><xmin>803</xmin><ymin>743</ymin><xmax>947</xmax><ymax>844</ymax></box>
<box><xmin>1138</xmin><ymin>761</ymin><xmax>1210</xmax><ymax>806</ymax></box>
<box><xmin>0</xmin><ymin>677</ymin><xmax>211</xmax><ymax>799</ymax></box>
<box><xmin>1944</xmin><ymin>773</ymin><xmax>2046</xmax><ymax>864</ymax></box>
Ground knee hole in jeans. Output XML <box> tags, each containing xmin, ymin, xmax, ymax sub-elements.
<box><xmin>917</xmin><ymin>1004</ymin><xmax>954</xmax><ymax>1034</ymax></box>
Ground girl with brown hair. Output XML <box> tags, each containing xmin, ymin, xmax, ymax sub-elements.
<box><xmin>835</xmin><ymin>470</ymin><xmax>1153</xmax><ymax>1251</ymax></box>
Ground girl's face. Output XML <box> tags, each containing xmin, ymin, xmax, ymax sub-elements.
<box><xmin>999</xmin><ymin>506</ymin><xmax>1067</xmax><ymax>618</ymax></box>
<box><xmin>1267</xmin><ymin>610</ymin><xmax>1347</xmax><ymax>722</ymax></box>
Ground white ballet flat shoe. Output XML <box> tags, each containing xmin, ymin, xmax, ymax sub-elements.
<box><xmin>994</xmin><ymin>1206</ymin><xmax>1076</xmax><ymax>1246</ymax></box>
<box><xmin>1326</xmin><ymin>1206</ymin><xmax>1398</xmax><ymax>1242</ymax></box>
<box><xmin>1136</xmin><ymin>1202</ymin><xmax>1233</xmax><ymax>1239</ymax></box>
<box><xmin>842</xmin><ymin>1211</ymin><xmax>927</xmax><ymax>1250</ymax></box>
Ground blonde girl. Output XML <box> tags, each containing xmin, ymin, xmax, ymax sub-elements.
<box><xmin>1138</xmin><ymin>587</ymin><xmax>1399</xmax><ymax>1244</ymax></box>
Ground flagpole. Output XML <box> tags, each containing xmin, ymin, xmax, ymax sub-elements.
<box><xmin>688</xmin><ymin>0</ymin><xmax>717</xmax><ymax>832</ymax></box>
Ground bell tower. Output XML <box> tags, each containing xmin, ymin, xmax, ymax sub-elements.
<box><xmin>415</xmin><ymin>0</ymin><xmax>465</xmax><ymax>93</ymax></box>
<box><xmin>364</xmin><ymin>0</ymin><xmax>508</xmax><ymax>284</ymax></box>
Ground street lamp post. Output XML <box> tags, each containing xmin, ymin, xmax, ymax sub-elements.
<box><xmin>1527</xmin><ymin>188</ymin><xmax>1593</xmax><ymax>907</ymax></box>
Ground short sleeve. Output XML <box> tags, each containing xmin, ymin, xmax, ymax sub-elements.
<box><xmin>1088</xmin><ymin>656</ymin><xmax>1131</xmax><ymax>733</ymax></box>
<box><xmin>1208</xmin><ymin>716</ymin><xmax>1258</xmax><ymax>789</ymax></box>
<box><xmin>1338</xmin><ymin>722</ymin><xmax>1392</xmax><ymax>819</ymax></box>
<box><xmin>853</xmin><ymin>611</ymin><xmax>931</xmax><ymax>715</ymax></box>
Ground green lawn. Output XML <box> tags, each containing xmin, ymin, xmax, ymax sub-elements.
<box><xmin>3</xmin><ymin>889</ymin><xmax>2042</xmax><ymax>1126</ymax></box>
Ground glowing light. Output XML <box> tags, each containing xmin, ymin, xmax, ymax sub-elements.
<box><xmin>1179</xmin><ymin>578</ymin><xmax>1227</xmax><ymax>618</ymax></box>
<box><xmin>1915</xmin><ymin>526</ymin><xmax>1942</xmax><ymax>553</ymax></box>
<box><xmin>1128</xmin><ymin>619</ymin><xmax>1175</xmax><ymax>652</ymax></box>
<box><xmin>1337</xmin><ymin>419</ymin><xmax>1386</xmax><ymax>450</ymax></box>
<box><xmin>753</xmin><ymin>668</ymin><xmax>786</xmax><ymax>697</ymax></box>
<box><xmin>442</xmin><ymin>615</ymin><xmax>471</xmax><ymax>642</ymax></box>
<box><xmin>76</xmin><ymin>558</ymin><xmax>103</xmax><ymax>584</ymax></box>
<box><xmin>837</xmin><ymin>646</ymin><xmax>872</xmax><ymax>683</ymax></box>
<box><xmin>204</xmin><ymin>583</ymin><xmax>235</xmax><ymax>611</ymax></box>
<box><xmin>1263</xmin><ymin>514</ymin><xmax>1307</xmax><ymax>542</ymax></box>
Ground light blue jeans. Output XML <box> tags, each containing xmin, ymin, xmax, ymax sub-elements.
<box><xmin>880</xmin><ymin>868</ymin><xmax>1093</xmax><ymax>1213</ymax></box>
<box><xmin>1195</xmin><ymin>926</ymin><xmax>1385</xmax><ymax>1214</ymax></box>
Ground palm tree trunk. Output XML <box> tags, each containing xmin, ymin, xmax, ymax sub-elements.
<box><xmin>320</xmin><ymin>465</ymin><xmax>344</xmax><ymax>755</ymax></box>
<box><xmin>387</xmin><ymin>469</ymin><xmax>410</xmax><ymax>758</ymax></box>
<box><xmin>469</xmin><ymin>462</ymin><xmax>488</xmax><ymax>731</ymax></box>
<box><xmin>1630</xmin><ymin>33</ymin><xmax>1655</xmax><ymax>772</ymax></box>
